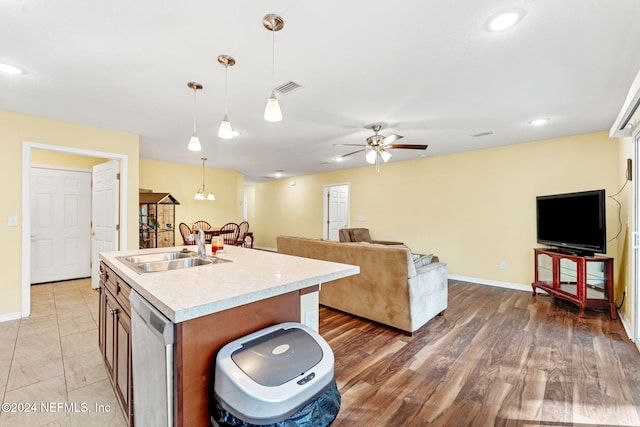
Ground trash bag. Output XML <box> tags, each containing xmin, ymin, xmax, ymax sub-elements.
<box><xmin>211</xmin><ymin>380</ymin><xmax>341</xmax><ymax>427</ymax></box>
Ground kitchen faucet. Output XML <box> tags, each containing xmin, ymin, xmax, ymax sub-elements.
<box><xmin>188</xmin><ymin>224</ymin><xmax>207</xmax><ymax>258</ymax></box>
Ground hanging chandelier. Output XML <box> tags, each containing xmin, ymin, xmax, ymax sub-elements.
<box><xmin>194</xmin><ymin>158</ymin><xmax>215</xmax><ymax>200</ymax></box>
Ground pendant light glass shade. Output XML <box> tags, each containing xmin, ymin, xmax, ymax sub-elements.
<box><xmin>380</xmin><ymin>150</ymin><xmax>392</xmax><ymax>162</ymax></box>
<box><xmin>187</xmin><ymin>82</ymin><xmax>203</xmax><ymax>151</ymax></box>
<box><xmin>188</xmin><ymin>134</ymin><xmax>202</xmax><ymax>151</ymax></box>
<box><xmin>217</xmin><ymin>55</ymin><xmax>236</xmax><ymax>139</ymax></box>
<box><xmin>194</xmin><ymin>158</ymin><xmax>215</xmax><ymax>201</ymax></box>
<box><xmin>218</xmin><ymin>115</ymin><xmax>234</xmax><ymax>139</ymax></box>
<box><xmin>365</xmin><ymin>149</ymin><xmax>377</xmax><ymax>165</ymax></box>
<box><xmin>263</xmin><ymin>14</ymin><xmax>284</xmax><ymax>122</ymax></box>
<box><xmin>264</xmin><ymin>91</ymin><xmax>283</xmax><ymax>122</ymax></box>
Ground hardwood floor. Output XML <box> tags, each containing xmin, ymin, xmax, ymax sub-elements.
<box><xmin>320</xmin><ymin>280</ymin><xmax>640</xmax><ymax>426</ymax></box>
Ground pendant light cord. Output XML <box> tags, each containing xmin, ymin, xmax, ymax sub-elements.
<box><xmin>224</xmin><ymin>64</ymin><xmax>229</xmax><ymax>115</ymax></box>
<box><xmin>192</xmin><ymin>87</ymin><xmax>197</xmax><ymax>134</ymax></box>
<box><xmin>271</xmin><ymin>27</ymin><xmax>276</xmax><ymax>89</ymax></box>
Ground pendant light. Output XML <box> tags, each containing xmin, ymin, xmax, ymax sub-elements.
<box><xmin>263</xmin><ymin>14</ymin><xmax>284</xmax><ymax>122</ymax></box>
<box><xmin>217</xmin><ymin>54</ymin><xmax>236</xmax><ymax>139</ymax></box>
<box><xmin>187</xmin><ymin>82</ymin><xmax>203</xmax><ymax>151</ymax></box>
<box><xmin>195</xmin><ymin>158</ymin><xmax>215</xmax><ymax>200</ymax></box>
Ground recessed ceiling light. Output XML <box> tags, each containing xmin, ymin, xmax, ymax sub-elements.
<box><xmin>487</xmin><ymin>8</ymin><xmax>524</xmax><ymax>32</ymax></box>
<box><xmin>529</xmin><ymin>118</ymin><xmax>550</xmax><ymax>126</ymax></box>
<box><xmin>0</xmin><ymin>63</ymin><xmax>24</xmax><ymax>74</ymax></box>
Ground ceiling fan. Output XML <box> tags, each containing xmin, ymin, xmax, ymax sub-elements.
<box><xmin>336</xmin><ymin>123</ymin><xmax>428</xmax><ymax>171</ymax></box>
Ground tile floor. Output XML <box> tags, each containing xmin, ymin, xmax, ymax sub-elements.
<box><xmin>0</xmin><ymin>278</ymin><xmax>127</xmax><ymax>426</ymax></box>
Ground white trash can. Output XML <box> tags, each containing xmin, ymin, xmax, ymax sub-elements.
<box><xmin>213</xmin><ymin>322</ymin><xmax>339</xmax><ymax>426</ymax></box>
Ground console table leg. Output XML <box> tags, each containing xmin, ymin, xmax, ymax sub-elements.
<box><xmin>610</xmin><ymin>303</ymin><xmax>618</xmax><ymax>320</ymax></box>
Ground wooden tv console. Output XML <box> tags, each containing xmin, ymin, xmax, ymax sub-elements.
<box><xmin>531</xmin><ymin>248</ymin><xmax>616</xmax><ymax>319</ymax></box>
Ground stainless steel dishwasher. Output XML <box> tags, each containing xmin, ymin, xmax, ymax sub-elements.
<box><xmin>130</xmin><ymin>290</ymin><xmax>175</xmax><ymax>427</ymax></box>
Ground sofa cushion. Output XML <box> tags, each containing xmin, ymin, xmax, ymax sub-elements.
<box><xmin>350</xmin><ymin>228</ymin><xmax>372</xmax><ymax>243</ymax></box>
<box><xmin>413</xmin><ymin>254</ymin><xmax>434</xmax><ymax>269</ymax></box>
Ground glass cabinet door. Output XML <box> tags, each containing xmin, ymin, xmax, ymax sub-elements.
<box><xmin>536</xmin><ymin>252</ymin><xmax>553</xmax><ymax>284</ymax></box>
<box><xmin>558</xmin><ymin>257</ymin><xmax>578</xmax><ymax>296</ymax></box>
<box><xmin>585</xmin><ymin>259</ymin><xmax>607</xmax><ymax>300</ymax></box>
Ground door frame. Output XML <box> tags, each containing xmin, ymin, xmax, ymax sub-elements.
<box><xmin>634</xmin><ymin>128</ymin><xmax>640</xmax><ymax>351</ymax></box>
<box><xmin>21</xmin><ymin>141</ymin><xmax>129</xmax><ymax>317</ymax></box>
<box><xmin>322</xmin><ymin>182</ymin><xmax>350</xmax><ymax>241</ymax></box>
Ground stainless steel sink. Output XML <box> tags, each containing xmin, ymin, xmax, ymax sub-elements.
<box><xmin>117</xmin><ymin>250</ymin><xmax>232</xmax><ymax>274</ymax></box>
<box><xmin>124</xmin><ymin>250</ymin><xmax>197</xmax><ymax>264</ymax></box>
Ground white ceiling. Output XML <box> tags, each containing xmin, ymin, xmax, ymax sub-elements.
<box><xmin>2</xmin><ymin>0</ymin><xmax>640</xmax><ymax>183</ymax></box>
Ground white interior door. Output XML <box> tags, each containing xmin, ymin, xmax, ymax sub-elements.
<box><xmin>30</xmin><ymin>167</ymin><xmax>91</xmax><ymax>284</ymax></box>
<box><xmin>92</xmin><ymin>160</ymin><xmax>120</xmax><ymax>289</ymax></box>
<box><xmin>324</xmin><ymin>184</ymin><xmax>349</xmax><ymax>241</ymax></box>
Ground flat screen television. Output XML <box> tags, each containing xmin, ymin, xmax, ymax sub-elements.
<box><xmin>536</xmin><ymin>189</ymin><xmax>606</xmax><ymax>255</ymax></box>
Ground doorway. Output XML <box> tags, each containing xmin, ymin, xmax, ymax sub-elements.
<box><xmin>323</xmin><ymin>183</ymin><xmax>350</xmax><ymax>241</ymax></box>
<box><xmin>21</xmin><ymin>142</ymin><xmax>129</xmax><ymax>317</ymax></box>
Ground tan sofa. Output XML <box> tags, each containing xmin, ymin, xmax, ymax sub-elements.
<box><xmin>276</xmin><ymin>236</ymin><xmax>448</xmax><ymax>333</ymax></box>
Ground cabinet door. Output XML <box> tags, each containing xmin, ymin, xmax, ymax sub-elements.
<box><xmin>104</xmin><ymin>293</ymin><xmax>118</xmax><ymax>378</ymax></box>
<box><xmin>536</xmin><ymin>252</ymin><xmax>553</xmax><ymax>284</ymax></box>
<box><xmin>585</xmin><ymin>259</ymin><xmax>608</xmax><ymax>301</ymax></box>
<box><xmin>115</xmin><ymin>311</ymin><xmax>132</xmax><ymax>420</ymax></box>
<box><xmin>557</xmin><ymin>256</ymin><xmax>578</xmax><ymax>297</ymax></box>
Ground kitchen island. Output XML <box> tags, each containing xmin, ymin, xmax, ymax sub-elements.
<box><xmin>99</xmin><ymin>245</ymin><xmax>359</xmax><ymax>427</ymax></box>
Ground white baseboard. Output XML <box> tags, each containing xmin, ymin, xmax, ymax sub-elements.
<box><xmin>0</xmin><ymin>311</ymin><xmax>22</xmax><ymax>323</ymax></box>
<box><xmin>448</xmin><ymin>274</ymin><xmax>531</xmax><ymax>293</ymax></box>
<box><xmin>618</xmin><ymin>308</ymin><xmax>633</xmax><ymax>341</ymax></box>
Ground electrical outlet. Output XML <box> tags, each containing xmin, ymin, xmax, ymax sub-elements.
<box><xmin>357</xmin><ymin>215</ymin><xmax>366</xmax><ymax>221</ymax></box>
<box><xmin>499</xmin><ymin>261</ymin><xmax>506</xmax><ymax>270</ymax></box>
<box><xmin>8</xmin><ymin>216</ymin><xmax>18</xmax><ymax>227</ymax></box>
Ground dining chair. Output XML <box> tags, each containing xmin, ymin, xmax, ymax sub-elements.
<box><xmin>236</xmin><ymin>221</ymin><xmax>249</xmax><ymax>246</ymax></box>
<box><xmin>193</xmin><ymin>220</ymin><xmax>212</xmax><ymax>231</ymax></box>
<box><xmin>179</xmin><ymin>222</ymin><xmax>195</xmax><ymax>245</ymax></box>
<box><xmin>219</xmin><ymin>222</ymin><xmax>240</xmax><ymax>245</ymax></box>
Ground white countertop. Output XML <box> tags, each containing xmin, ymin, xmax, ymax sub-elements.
<box><xmin>100</xmin><ymin>245</ymin><xmax>359</xmax><ymax>323</ymax></box>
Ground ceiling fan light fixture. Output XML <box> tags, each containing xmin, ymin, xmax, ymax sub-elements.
<box><xmin>264</xmin><ymin>91</ymin><xmax>283</xmax><ymax>122</ymax></box>
<box><xmin>218</xmin><ymin>115</ymin><xmax>234</xmax><ymax>139</ymax></box>
<box><xmin>380</xmin><ymin>150</ymin><xmax>392</xmax><ymax>162</ymax></box>
<box><xmin>365</xmin><ymin>149</ymin><xmax>377</xmax><ymax>165</ymax></box>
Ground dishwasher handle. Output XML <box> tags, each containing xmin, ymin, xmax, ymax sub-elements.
<box><xmin>130</xmin><ymin>290</ymin><xmax>175</xmax><ymax>346</ymax></box>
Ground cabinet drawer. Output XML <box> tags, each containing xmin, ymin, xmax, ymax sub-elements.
<box><xmin>116</xmin><ymin>277</ymin><xmax>132</xmax><ymax>315</ymax></box>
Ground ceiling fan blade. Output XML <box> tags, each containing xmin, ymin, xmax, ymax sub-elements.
<box><xmin>387</xmin><ymin>144</ymin><xmax>428</xmax><ymax>150</ymax></box>
<box><xmin>381</xmin><ymin>134</ymin><xmax>404</xmax><ymax>145</ymax></box>
<box><xmin>333</xmin><ymin>143</ymin><xmax>367</xmax><ymax>147</ymax></box>
<box><xmin>340</xmin><ymin>149</ymin><xmax>366</xmax><ymax>158</ymax></box>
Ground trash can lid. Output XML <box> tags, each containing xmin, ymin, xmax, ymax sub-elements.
<box><xmin>231</xmin><ymin>326</ymin><xmax>323</xmax><ymax>387</ymax></box>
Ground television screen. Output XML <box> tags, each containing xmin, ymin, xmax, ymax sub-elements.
<box><xmin>536</xmin><ymin>189</ymin><xmax>606</xmax><ymax>255</ymax></box>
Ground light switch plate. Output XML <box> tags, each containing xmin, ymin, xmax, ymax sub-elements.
<box><xmin>8</xmin><ymin>216</ymin><xmax>18</xmax><ymax>227</ymax></box>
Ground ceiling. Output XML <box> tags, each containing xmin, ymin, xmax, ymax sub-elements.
<box><xmin>2</xmin><ymin>1</ymin><xmax>640</xmax><ymax>184</ymax></box>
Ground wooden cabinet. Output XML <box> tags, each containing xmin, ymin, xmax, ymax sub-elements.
<box><xmin>99</xmin><ymin>262</ymin><xmax>134</xmax><ymax>426</ymax></box>
<box><xmin>139</xmin><ymin>192</ymin><xmax>179</xmax><ymax>249</ymax></box>
<box><xmin>532</xmin><ymin>248</ymin><xmax>616</xmax><ymax>319</ymax></box>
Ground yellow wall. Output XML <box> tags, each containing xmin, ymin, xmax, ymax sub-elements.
<box><xmin>139</xmin><ymin>159</ymin><xmax>245</xmax><ymax>239</ymax></box>
<box><xmin>615</xmin><ymin>135</ymin><xmax>634</xmax><ymax>328</ymax></box>
<box><xmin>255</xmin><ymin>131</ymin><xmax>622</xmax><ymax>290</ymax></box>
<box><xmin>0</xmin><ymin>110</ymin><xmax>139</xmax><ymax>319</ymax></box>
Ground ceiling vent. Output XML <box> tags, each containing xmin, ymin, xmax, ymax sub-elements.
<box><xmin>275</xmin><ymin>81</ymin><xmax>303</xmax><ymax>95</ymax></box>
<box><xmin>471</xmin><ymin>130</ymin><xmax>494</xmax><ymax>137</ymax></box>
